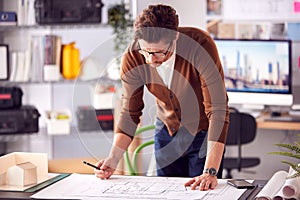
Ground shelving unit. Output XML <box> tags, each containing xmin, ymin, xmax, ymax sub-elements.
<box><xmin>204</xmin><ymin>0</ymin><xmax>298</xmax><ymax>40</ymax></box>
<box><xmin>0</xmin><ymin>0</ymin><xmax>120</xmax><ymax>159</ymax></box>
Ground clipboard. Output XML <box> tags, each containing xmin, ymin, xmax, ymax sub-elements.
<box><xmin>0</xmin><ymin>44</ymin><xmax>9</xmax><ymax>80</ymax></box>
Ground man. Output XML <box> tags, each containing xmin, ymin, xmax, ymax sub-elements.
<box><xmin>94</xmin><ymin>4</ymin><xmax>229</xmax><ymax>191</ymax></box>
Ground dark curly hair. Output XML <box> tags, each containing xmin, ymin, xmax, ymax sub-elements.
<box><xmin>134</xmin><ymin>4</ymin><xmax>179</xmax><ymax>43</ymax></box>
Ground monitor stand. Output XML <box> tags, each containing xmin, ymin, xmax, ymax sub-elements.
<box><xmin>263</xmin><ymin>105</ymin><xmax>291</xmax><ymax>117</ymax></box>
<box><xmin>229</xmin><ymin>104</ymin><xmax>264</xmax><ymax>118</ymax></box>
<box><xmin>230</xmin><ymin>104</ymin><xmax>291</xmax><ymax>119</ymax></box>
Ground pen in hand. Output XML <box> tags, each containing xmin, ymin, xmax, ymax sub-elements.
<box><xmin>82</xmin><ymin>160</ymin><xmax>100</xmax><ymax>170</ymax></box>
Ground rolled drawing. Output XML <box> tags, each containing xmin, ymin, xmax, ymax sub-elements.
<box><xmin>255</xmin><ymin>171</ymin><xmax>288</xmax><ymax>200</ymax></box>
<box><xmin>281</xmin><ymin>167</ymin><xmax>300</xmax><ymax>199</ymax></box>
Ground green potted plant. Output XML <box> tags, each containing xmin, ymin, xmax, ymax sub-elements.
<box><xmin>107</xmin><ymin>2</ymin><xmax>133</xmax><ymax>56</ymax></box>
<box><xmin>269</xmin><ymin>134</ymin><xmax>300</xmax><ymax>178</ymax></box>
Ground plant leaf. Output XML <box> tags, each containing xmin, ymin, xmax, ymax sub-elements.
<box><xmin>274</xmin><ymin>143</ymin><xmax>300</xmax><ymax>154</ymax></box>
<box><xmin>269</xmin><ymin>151</ymin><xmax>300</xmax><ymax>160</ymax></box>
<box><xmin>281</xmin><ymin>161</ymin><xmax>300</xmax><ymax>179</ymax></box>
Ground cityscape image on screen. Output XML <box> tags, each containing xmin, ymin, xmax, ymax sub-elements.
<box><xmin>214</xmin><ymin>39</ymin><xmax>292</xmax><ymax>95</ymax></box>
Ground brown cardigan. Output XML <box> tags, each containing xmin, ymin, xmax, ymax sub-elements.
<box><xmin>115</xmin><ymin>27</ymin><xmax>229</xmax><ymax>143</ymax></box>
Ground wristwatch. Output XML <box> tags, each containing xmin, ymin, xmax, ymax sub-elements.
<box><xmin>203</xmin><ymin>168</ymin><xmax>218</xmax><ymax>176</ymax></box>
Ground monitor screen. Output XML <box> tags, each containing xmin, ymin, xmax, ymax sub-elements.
<box><xmin>214</xmin><ymin>39</ymin><xmax>292</xmax><ymax>106</ymax></box>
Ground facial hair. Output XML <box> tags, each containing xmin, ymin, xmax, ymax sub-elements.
<box><xmin>146</xmin><ymin>59</ymin><xmax>163</xmax><ymax>68</ymax></box>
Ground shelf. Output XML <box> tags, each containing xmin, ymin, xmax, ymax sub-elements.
<box><xmin>0</xmin><ymin>79</ymin><xmax>103</xmax><ymax>86</ymax></box>
<box><xmin>205</xmin><ymin>15</ymin><xmax>224</xmax><ymax>21</ymax></box>
<box><xmin>0</xmin><ymin>72</ymin><xmax>120</xmax><ymax>86</ymax></box>
<box><xmin>0</xmin><ymin>81</ymin><xmax>68</xmax><ymax>86</ymax></box>
<box><xmin>0</xmin><ymin>23</ymin><xmax>109</xmax><ymax>32</ymax></box>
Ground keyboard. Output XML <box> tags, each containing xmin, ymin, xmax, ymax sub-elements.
<box><xmin>264</xmin><ymin>116</ymin><xmax>300</xmax><ymax>122</ymax></box>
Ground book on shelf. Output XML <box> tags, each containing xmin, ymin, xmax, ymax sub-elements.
<box><xmin>254</xmin><ymin>23</ymin><xmax>271</xmax><ymax>40</ymax></box>
<box><xmin>14</xmin><ymin>52</ymin><xmax>26</xmax><ymax>81</ymax></box>
<box><xmin>237</xmin><ymin>24</ymin><xmax>254</xmax><ymax>39</ymax></box>
<box><xmin>9</xmin><ymin>51</ymin><xmax>31</xmax><ymax>82</ymax></box>
<box><xmin>16</xmin><ymin>0</ymin><xmax>36</xmax><ymax>26</ymax></box>
<box><xmin>30</xmin><ymin>36</ymin><xmax>44</xmax><ymax>82</ymax></box>
<box><xmin>287</xmin><ymin>23</ymin><xmax>300</xmax><ymax>41</ymax></box>
<box><xmin>43</xmin><ymin>35</ymin><xmax>62</xmax><ymax>81</ymax></box>
<box><xmin>43</xmin><ymin>35</ymin><xmax>62</xmax><ymax>66</ymax></box>
<box><xmin>217</xmin><ymin>22</ymin><xmax>235</xmax><ymax>39</ymax></box>
<box><xmin>0</xmin><ymin>45</ymin><xmax>9</xmax><ymax>80</ymax></box>
<box><xmin>270</xmin><ymin>23</ymin><xmax>287</xmax><ymax>40</ymax></box>
<box><xmin>9</xmin><ymin>52</ymin><xmax>17</xmax><ymax>81</ymax></box>
<box><xmin>17</xmin><ymin>0</ymin><xmax>26</xmax><ymax>26</ymax></box>
<box><xmin>23</xmin><ymin>50</ymin><xmax>31</xmax><ymax>82</ymax></box>
<box><xmin>9</xmin><ymin>34</ymin><xmax>63</xmax><ymax>82</ymax></box>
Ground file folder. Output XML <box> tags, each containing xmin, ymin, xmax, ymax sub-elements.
<box><xmin>0</xmin><ymin>45</ymin><xmax>9</xmax><ymax>80</ymax></box>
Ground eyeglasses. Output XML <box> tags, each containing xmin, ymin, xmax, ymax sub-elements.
<box><xmin>138</xmin><ymin>42</ymin><xmax>172</xmax><ymax>59</ymax></box>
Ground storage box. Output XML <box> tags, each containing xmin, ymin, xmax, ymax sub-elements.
<box><xmin>46</xmin><ymin>110</ymin><xmax>71</xmax><ymax>135</ymax></box>
<box><xmin>0</xmin><ymin>105</ymin><xmax>40</xmax><ymax>135</ymax></box>
<box><xmin>44</xmin><ymin>64</ymin><xmax>60</xmax><ymax>81</ymax></box>
<box><xmin>76</xmin><ymin>106</ymin><xmax>100</xmax><ymax>131</ymax></box>
<box><xmin>93</xmin><ymin>92</ymin><xmax>114</xmax><ymax>109</ymax></box>
<box><xmin>0</xmin><ymin>86</ymin><xmax>23</xmax><ymax>109</ymax></box>
<box><xmin>76</xmin><ymin>106</ymin><xmax>114</xmax><ymax>131</ymax></box>
<box><xmin>96</xmin><ymin>109</ymin><xmax>114</xmax><ymax>131</ymax></box>
<box><xmin>34</xmin><ymin>0</ymin><xmax>104</xmax><ymax>24</ymax></box>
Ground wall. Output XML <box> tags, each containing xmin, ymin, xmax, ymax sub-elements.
<box><xmin>132</xmin><ymin>0</ymin><xmax>205</xmax><ymax>28</ymax></box>
<box><xmin>2</xmin><ymin>0</ymin><xmax>300</xmax><ymax>180</ymax></box>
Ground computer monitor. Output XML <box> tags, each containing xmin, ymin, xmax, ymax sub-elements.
<box><xmin>214</xmin><ymin>39</ymin><xmax>292</xmax><ymax>107</ymax></box>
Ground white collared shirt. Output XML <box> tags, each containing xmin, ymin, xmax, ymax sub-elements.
<box><xmin>156</xmin><ymin>51</ymin><xmax>176</xmax><ymax>89</ymax></box>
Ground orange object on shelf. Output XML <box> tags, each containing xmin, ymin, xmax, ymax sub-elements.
<box><xmin>62</xmin><ymin>42</ymin><xmax>80</xmax><ymax>80</ymax></box>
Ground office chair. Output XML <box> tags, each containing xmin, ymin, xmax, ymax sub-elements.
<box><xmin>124</xmin><ymin>125</ymin><xmax>155</xmax><ymax>175</ymax></box>
<box><xmin>223</xmin><ymin>108</ymin><xmax>260</xmax><ymax>179</ymax></box>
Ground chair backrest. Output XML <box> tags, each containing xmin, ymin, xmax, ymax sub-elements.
<box><xmin>226</xmin><ymin>108</ymin><xmax>257</xmax><ymax>146</ymax></box>
<box><xmin>225</xmin><ymin>108</ymin><xmax>257</xmax><ymax>172</ymax></box>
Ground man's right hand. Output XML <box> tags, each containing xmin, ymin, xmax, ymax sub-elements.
<box><xmin>94</xmin><ymin>157</ymin><xmax>119</xmax><ymax>179</ymax></box>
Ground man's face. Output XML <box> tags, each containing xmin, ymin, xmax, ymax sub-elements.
<box><xmin>138</xmin><ymin>39</ymin><xmax>174</xmax><ymax>68</ymax></box>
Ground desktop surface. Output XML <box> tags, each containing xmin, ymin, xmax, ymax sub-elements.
<box><xmin>256</xmin><ymin>111</ymin><xmax>300</xmax><ymax>130</ymax></box>
<box><xmin>264</xmin><ymin>116</ymin><xmax>300</xmax><ymax>122</ymax></box>
<box><xmin>0</xmin><ymin>174</ymin><xmax>267</xmax><ymax>200</ymax></box>
<box><xmin>0</xmin><ymin>191</ymin><xmax>34</xmax><ymax>200</ymax></box>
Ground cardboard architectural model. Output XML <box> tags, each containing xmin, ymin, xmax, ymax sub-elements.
<box><xmin>7</xmin><ymin>161</ymin><xmax>37</xmax><ymax>186</ymax></box>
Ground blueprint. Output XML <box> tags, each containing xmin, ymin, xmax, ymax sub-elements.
<box><xmin>31</xmin><ymin>174</ymin><xmax>247</xmax><ymax>200</ymax></box>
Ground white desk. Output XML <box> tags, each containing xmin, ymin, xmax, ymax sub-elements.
<box><xmin>256</xmin><ymin>112</ymin><xmax>300</xmax><ymax>131</ymax></box>
<box><xmin>31</xmin><ymin>174</ymin><xmax>263</xmax><ymax>200</ymax></box>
